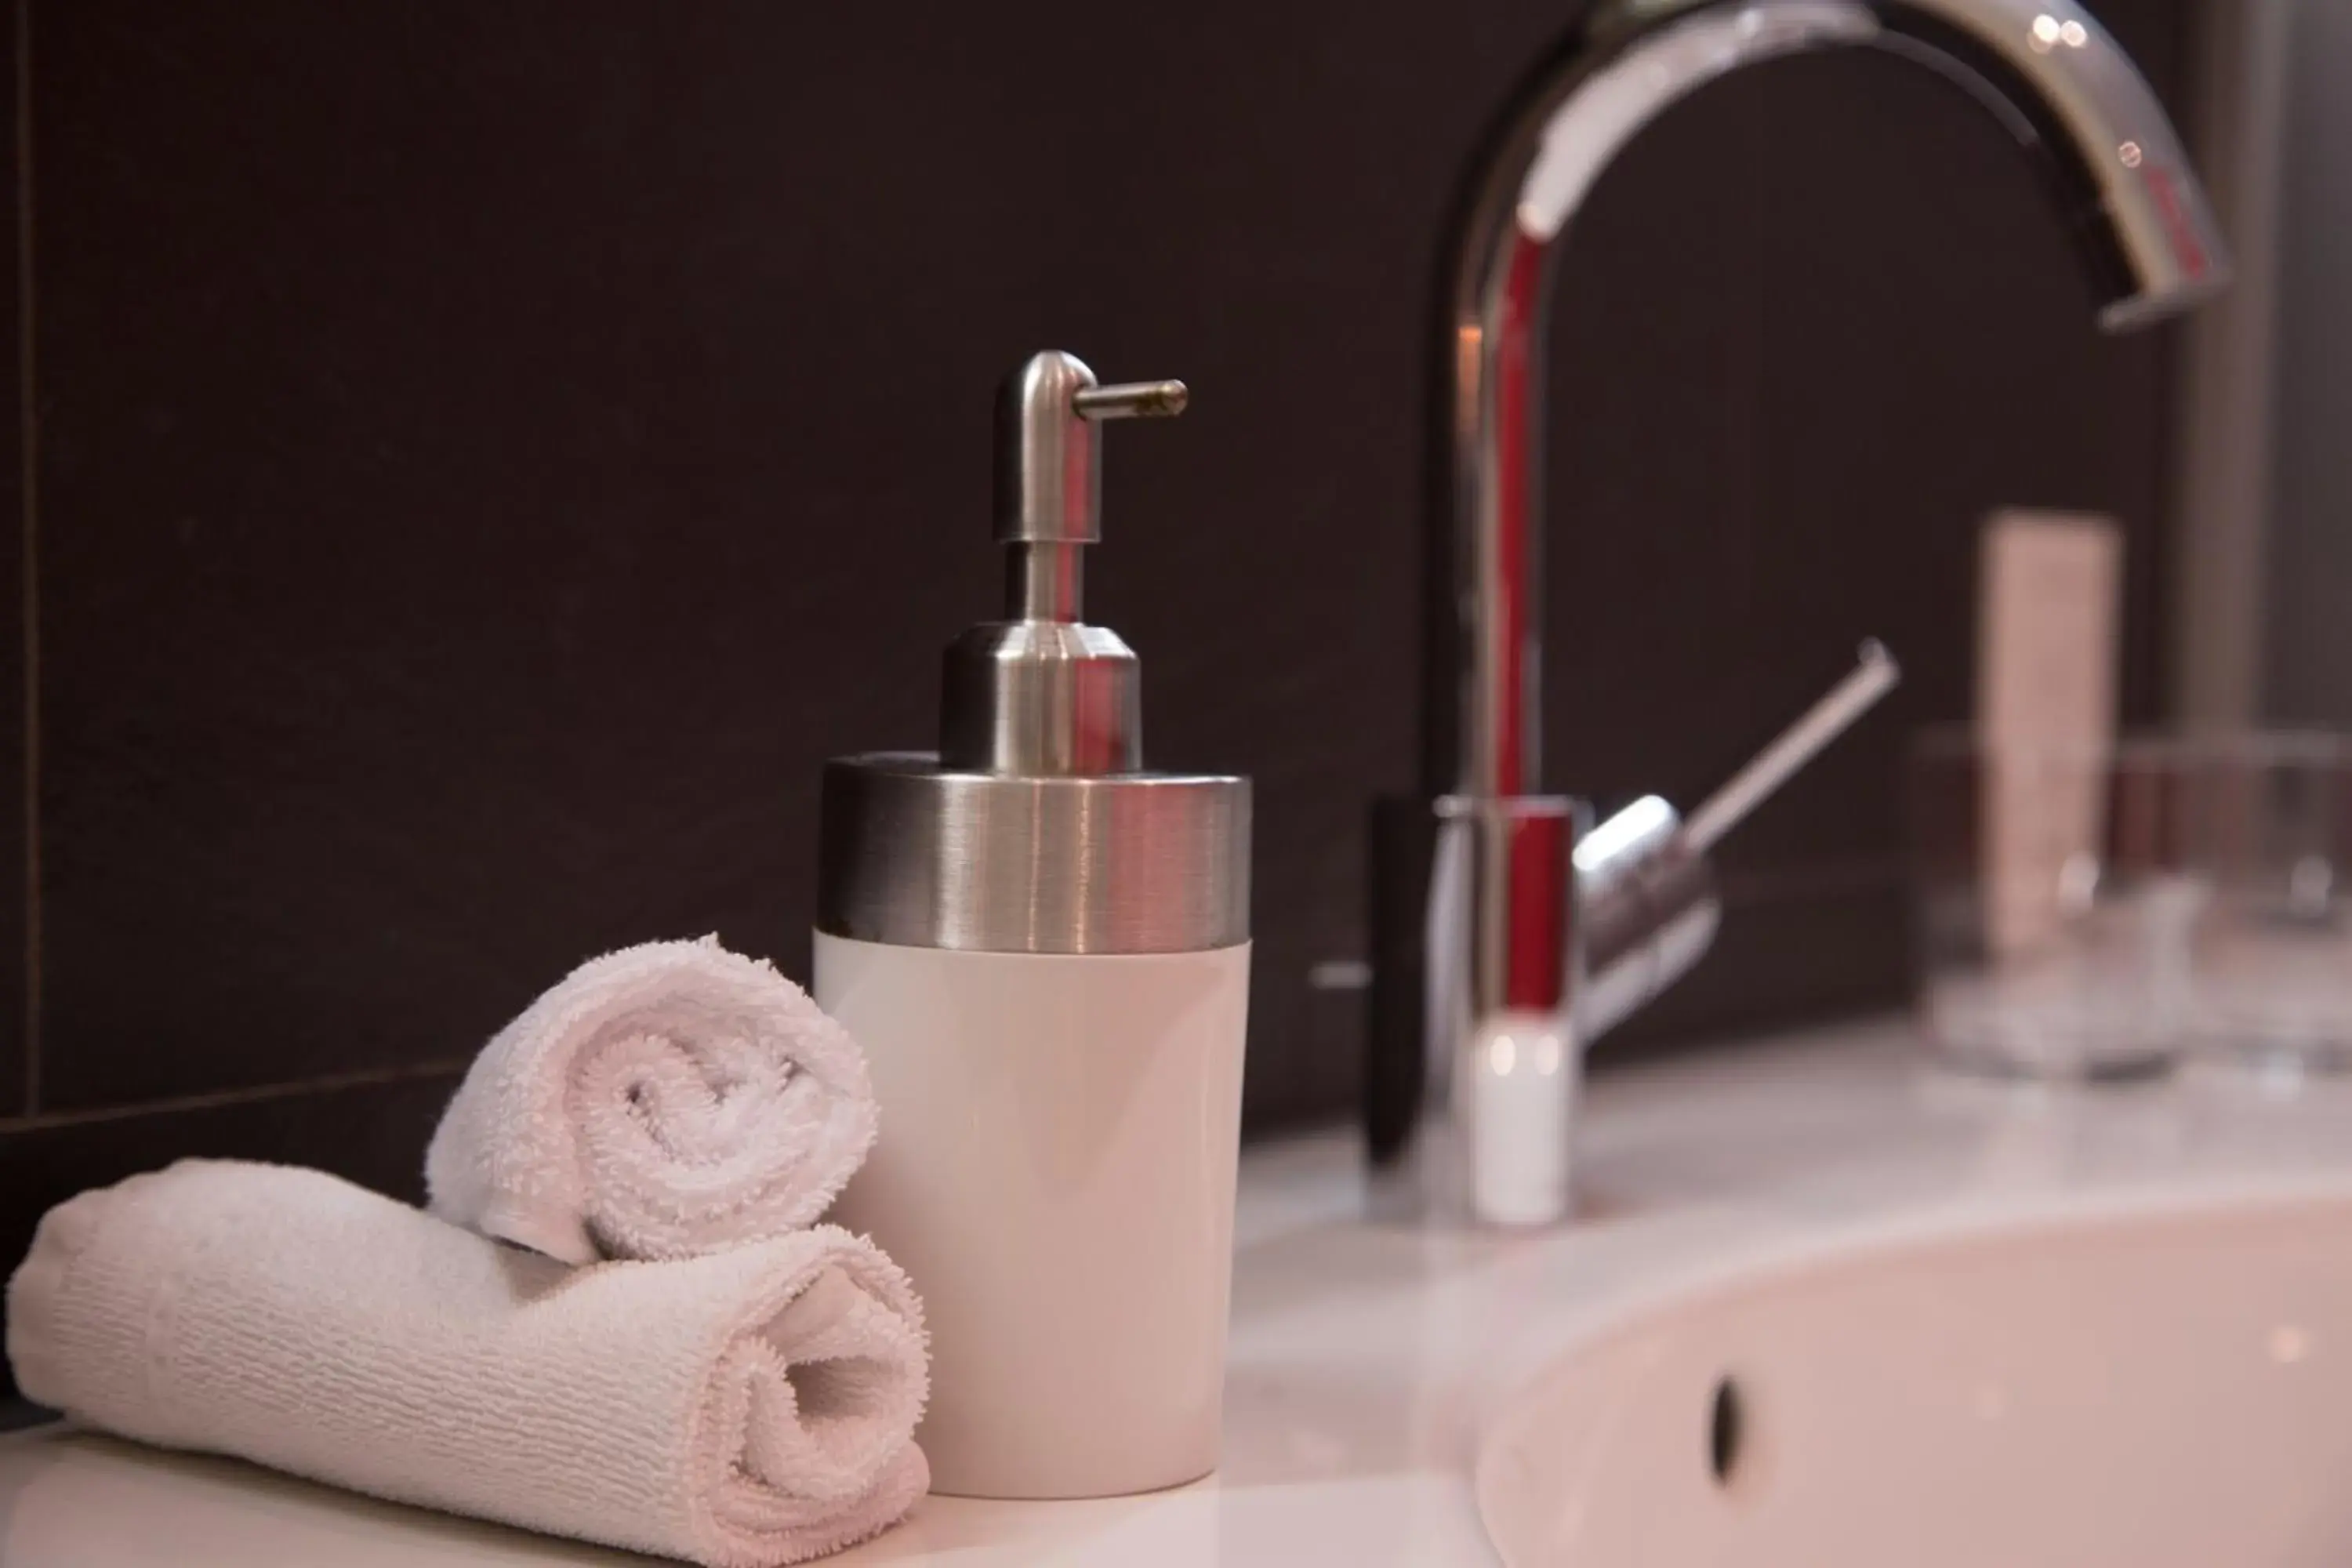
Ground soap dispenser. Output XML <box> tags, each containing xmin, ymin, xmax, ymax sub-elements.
<box><xmin>816</xmin><ymin>350</ymin><xmax>1252</xmax><ymax>1501</ymax></box>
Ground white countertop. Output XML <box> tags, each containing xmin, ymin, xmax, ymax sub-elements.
<box><xmin>10</xmin><ymin>1015</ymin><xmax>2352</xmax><ymax>1566</ymax></box>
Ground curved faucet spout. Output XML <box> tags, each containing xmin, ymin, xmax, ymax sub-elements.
<box><xmin>1432</xmin><ymin>0</ymin><xmax>2228</xmax><ymax>800</ymax></box>
<box><xmin>1370</xmin><ymin>0</ymin><xmax>2227</xmax><ymax>1225</ymax></box>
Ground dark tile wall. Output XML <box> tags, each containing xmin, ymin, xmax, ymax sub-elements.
<box><xmin>1</xmin><ymin>0</ymin><xmax>2190</xmax><ymax>1392</ymax></box>
<box><xmin>1</xmin><ymin>0</ymin><xmax>24</xmax><ymax>1123</ymax></box>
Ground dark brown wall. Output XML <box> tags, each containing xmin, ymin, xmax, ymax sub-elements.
<box><xmin>2</xmin><ymin>0</ymin><xmax>23</xmax><ymax>1128</ymax></box>
<box><xmin>1</xmin><ymin>0</ymin><xmax>2190</xmax><ymax>1394</ymax></box>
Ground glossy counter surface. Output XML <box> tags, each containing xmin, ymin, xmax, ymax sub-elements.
<box><xmin>8</xmin><ymin>1015</ymin><xmax>2352</xmax><ymax>1566</ymax></box>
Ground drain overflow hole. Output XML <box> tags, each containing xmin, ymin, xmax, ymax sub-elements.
<box><xmin>1708</xmin><ymin>1376</ymin><xmax>1744</xmax><ymax>1488</ymax></box>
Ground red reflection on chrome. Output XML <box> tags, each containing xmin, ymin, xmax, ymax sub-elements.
<box><xmin>1504</xmin><ymin>809</ymin><xmax>1569</xmax><ymax>1011</ymax></box>
<box><xmin>1490</xmin><ymin>230</ymin><xmax>1548</xmax><ymax>798</ymax></box>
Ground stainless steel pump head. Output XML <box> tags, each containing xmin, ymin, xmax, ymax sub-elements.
<box><xmin>818</xmin><ymin>352</ymin><xmax>1249</xmax><ymax>957</ymax></box>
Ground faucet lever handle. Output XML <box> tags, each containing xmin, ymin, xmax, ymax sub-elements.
<box><xmin>1578</xmin><ymin>641</ymin><xmax>1902</xmax><ymax>1046</ymax></box>
<box><xmin>1683</xmin><ymin>640</ymin><xmax>1902</xmax><ymax>852</ymax></box>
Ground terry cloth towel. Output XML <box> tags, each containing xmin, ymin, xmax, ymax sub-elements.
<box><xmin>426</xmin><ymin>937</ymin><xmax>877</xmax><ymax>1264</ymax></box>
<box><xmin>6</xmin><ymin>1160</ymin><xmax>929</xmax><ymax>1568</ymax></box>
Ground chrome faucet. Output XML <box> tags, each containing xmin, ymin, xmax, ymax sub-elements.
<box><xmin>1364</xmin><ymin>0</ymin><xmax>2229</xmax><ymax>1225</ymax></box>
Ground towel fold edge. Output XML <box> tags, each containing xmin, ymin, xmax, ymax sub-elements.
<box><xmin>5</xmin><ymin>1184</ymin><xmax>122</xmax><ymax>1416</ymax></box>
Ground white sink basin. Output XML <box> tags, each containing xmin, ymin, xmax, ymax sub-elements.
<box><xmin>1479</xmin><ymin>1193</ymin><xmax>2352</xmax><ymax>1568</ymax></box>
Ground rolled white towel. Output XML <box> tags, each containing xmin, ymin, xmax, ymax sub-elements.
<box><xmin>6</xmin><ymin>1160</ymin><xmax>929</xmax><ymax>1568</ymax></box>
<box><xmin>426</xmin><ymin>936</ymin><xmax>877</xmax><ymax>1263</ymax></box>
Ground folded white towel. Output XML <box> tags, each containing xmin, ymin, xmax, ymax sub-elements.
<box><xmin>6</xmin><ymin>1160</ymin><xmax>929</xmax><ymax>1568</ymax></box>
<box><xmin>426</xmin><ymin>937</ymin><xmax>877</xmax><ymax>1264</ymax></box>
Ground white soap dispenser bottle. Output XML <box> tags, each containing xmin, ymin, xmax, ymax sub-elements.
<box><xmin>815</xmin><ymin>350</ymin><xmax>1251</xmax><ymax>1501</ymax></box>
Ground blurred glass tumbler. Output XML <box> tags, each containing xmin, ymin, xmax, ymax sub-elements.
<box><xmin>1910</xmin><ymin>731</ymin><xmax>2352</xmax><ymax>1079</ymax></box>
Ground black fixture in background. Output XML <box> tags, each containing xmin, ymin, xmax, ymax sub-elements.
<box><xmin>0</xmin><ymin>0</ymin><xmax>2190</xmax><ymax>1395</ymax></box>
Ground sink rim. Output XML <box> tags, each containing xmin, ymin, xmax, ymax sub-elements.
<box><xmin>1472</xmin><ymin>1170</ymin><xmax>2352</xmax><ymax>1566</ymax></box>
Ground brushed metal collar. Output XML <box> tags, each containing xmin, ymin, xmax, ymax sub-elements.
<box><xmin>817</xmin><ymin>754</ymin><xmax>1250</xmax><ymax>955</ymax></box>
